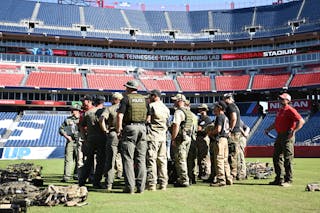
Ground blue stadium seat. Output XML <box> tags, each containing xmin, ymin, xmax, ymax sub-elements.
<box><xmin>5</xmin><ymin>113</ymin><xmax>68</xmax><ymax>147</ymax></box>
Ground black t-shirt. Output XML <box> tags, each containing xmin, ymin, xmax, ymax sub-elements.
<box><xmin>117</xmin><ymin>95</ymin><xmax>129</xmax><ymax>114</ymax></box>
<box><xmin>225</xmin><ymin>103</ymin><xmax>241</xmax><ymax>133</ymax></box>
<box><xmin>198</xmin><ymin>115</ymin><xmax>212</xmax><ymax>136</ymax></box>
<box><xmin>214</xmin><ymin>113</ymin><xmax>229</xmax><ymax>138</ymax></box>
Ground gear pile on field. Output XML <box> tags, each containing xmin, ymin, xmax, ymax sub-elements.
<box><xmin>305</xmin><ymin>183</ymin><xmax>320</xmax><ymax>192</ymax></box>
<box><xmin>246</xmin><ymin>162</ymin><xmax>273</xmax><ymax>179</ymax></box>
<box><xmin>0</xmin><ymin>163</ymin><xmax>43</xmax><ymax>186</ymax></box>
<box><xmin>0</xmin><ymin>163</ymin><xmax>88</xmax><ymax>212</ymax></box>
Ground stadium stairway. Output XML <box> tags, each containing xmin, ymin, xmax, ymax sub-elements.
<box><xmin>82</xmin><ymin>73</ymin><xmax>88</xmax><ymax>89</ymax></box>
<box><xmin>247</xmin><ymin>115</ymin><xmax>264</xmax><ymax>141</ymax></box>
<box><xmin>173</xmin><ymin>78</ymin><xmax>182</xmax><ymax>92</ymax></box>
<box><xmin>20</xmin><ymin>72</ymin><xmax>29</xmax><ymax>86</ymax></box>
<box><xmin>2</xmin><ymin>112</ymin><xmax>23</xmax><ymax>140</ymax></box>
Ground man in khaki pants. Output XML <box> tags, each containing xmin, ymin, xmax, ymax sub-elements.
<box><xmin>146</xmin><ymin>89</ymin><xmax>170</xmax><ymax>191</ymax></box>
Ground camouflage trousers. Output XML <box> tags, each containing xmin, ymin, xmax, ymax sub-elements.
<box><xmin>273</xmin><ymin>133</ymin><xmax>295</xmax><ymax>182</ymax></box>
<box><xmin>196</xmin><ymin>135</ymin><xmax>211</xmax><ymax>179</ymax></box>
<box><xmin>63</xmin><ymin>139</ymin><xmax>78</xmax><ymax>180</ymax></box>
<box><xmin>146</xmin><ymin>140</ymin><xmax>168</xmax><ymax>189</ymax></box>
<box><xmin>115</xmin><ymin>152</ymin><xmax>123</xmax><ymax>178</ymax></box>
<box><xmin>213</xmin><ymin>137</ymin><xmax>233</xmax><ymax>184</ymax></box>
<box><xmin>237</xmin><ymin>136</ymin><xmax>247</xmax><ymax>178</ymax></box>
<box><xmin>228</xmin><ymin>132</ymin><xmax>241</xmax><ymax>178</ymax></box>
<box><xmin>173</xmin><ymin>135</ymin><xmax>191</xmax><ymax>185</ymax></box>
<box><xmin>77</xmin><ymin>139</ymin><xmax>84</xmax><ymax>169</ymax></box>
<box><xmin>187</xmin><ymin>139</ymin><xmax>197</xmax><ymax>183</ymax></box>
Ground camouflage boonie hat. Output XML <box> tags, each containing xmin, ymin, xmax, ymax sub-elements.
<box><xmin>171</xmin><ymin>94</ymin><xmax>186</xmax><ymax>102</ymax></box>
<box><xmin>112</xmin><ymin>92</ymin><xmax>123</xmax><ymax>100</ymax></box>
<box><xmin>124</xmin><ymin>80</ymin><xmax>139</xmax><ymax>90</ymax></box>
<box><xmin>198</xmin><ymin>103</ymin><xmax>209</xmax><ymax>111</ymax></box>
<box><xmin>71</xmin><ymin>103</ymin><xmax>82</xmax><ymax>111</ymax></box>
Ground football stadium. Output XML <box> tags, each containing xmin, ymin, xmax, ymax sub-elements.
<box><xmin>0</xmin><ymin>0</ymin><xmax>319</xmax><ymax>212</ymax></box>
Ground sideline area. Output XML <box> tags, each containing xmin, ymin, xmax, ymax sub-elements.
<box><xmin>0</xmin><ymin>158</ymin><xmax>319</xmax><ymax>212</ymax></box>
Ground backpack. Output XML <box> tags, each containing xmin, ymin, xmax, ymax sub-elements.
<box><xmin>36</xmin><ymin>184</ymin><xmax>88</xmax><ymax>207</ymax></box>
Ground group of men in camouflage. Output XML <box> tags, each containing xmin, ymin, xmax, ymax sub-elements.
<box><xmin>59</xmin><ymin>79</ymin><xmax>252</xmax><ymax>193</ymax></box>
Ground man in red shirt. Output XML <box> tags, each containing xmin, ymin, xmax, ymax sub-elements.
<box><xmin>265</xmin><ymin>93</ymin><xmax>305</xmax><ymax>187</ymax></box>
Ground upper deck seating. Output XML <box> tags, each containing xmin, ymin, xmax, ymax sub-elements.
<box><xmin>25</xmin><ymin>72</ymin><xmax>82</xmax><ymax>89</ymax></box>
<box><xmin>251</xmin><ymin>74</ymin><xmax>290</xmax><ymax>90</ymax></box>
<box><xmin>289</xmin><ymin>72</ymin><xmax>320</xmax><ymax>88</ymax></box>
<box><xmin>177</xmin><ymin>76</ymin><xmax>211</xmax><ymax>92</ymax></box>
<box><xmin>0</xmin><ymin>73</ymin><xmax>24</xmax><ymax>87</ymax></box>
<box><xmin>215</xmin><ymin>75</ymin><xmax>250</xmax><ymax>91</ymax></box>
<box><xmin>86</xmin><ymin>74</ymin><xmax>136</xmax><ymax>90</ymax></box>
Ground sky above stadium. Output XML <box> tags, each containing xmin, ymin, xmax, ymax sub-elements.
<box><xmin>31</xmin><ymin>0</ymin><xmax>288</xmax><ymax>11</ymax></box>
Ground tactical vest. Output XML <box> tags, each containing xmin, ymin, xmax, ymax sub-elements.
<box><xmin>124</xmin><ymin>93</ymin><xmax>147</xmax><ymax>124</ymax></box>
<box><xmin>178</xmin><ymin>108</ymin><xmax>194</xmax><ymax>135</ymax></box>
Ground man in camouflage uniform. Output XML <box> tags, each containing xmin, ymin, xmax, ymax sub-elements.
<box><xmin>171</xmin><ymin>94</ymin><xmax>194</xmax><ymax>187</ymax></box>
<box><xmin>146</xmin><ymin>89</ymin><xmax>170</xmax><ymax>191</ymax></box>
<box><xmin>99</xmin><ymin>92</ymin><xmax>123</xmax><ymax>191</ymax></box>
<box><xmin>196</xmin><ymin>104</ymin><xmax>212</xmax><ymax>180</ymax></box>
<box><xmin>79</xmin><ymin>95</ymin><xmax>106</xmax><ymax>188</ymax></box>
<box><xmin>223</xmin><ymin>93</ymin><xmax>242</xmax><ymax>179</ymax></box>
<box><xmin>116</xmin><ymin>80</ymin><xmax>148</xmax><ymax>194</ymax></box>
<box><xmin>186</xmin><ymin>100</ymin><xmax>198</xmax><ymax>185</ymax></box>
<box><xmin>59</xmin><ymin>104</ymin><xmax>81</xmax><ymax>182</ymax></box>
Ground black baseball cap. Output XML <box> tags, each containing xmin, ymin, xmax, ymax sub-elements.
<box><xmin>213</xmin><ymin>100</ymin><xmax>227</xmax><ymax>111</ymax></box>
<box><xmin>81</xmin><ymin>94</ymin><xmax>93</xmax><ymax>101</ymax></box>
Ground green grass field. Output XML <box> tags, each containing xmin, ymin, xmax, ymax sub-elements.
<box><xmin>0</xmin><ymin>158</ymin><xmax>319</xmax><ymax>213</ymax></box>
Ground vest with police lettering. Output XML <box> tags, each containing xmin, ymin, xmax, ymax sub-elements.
<box><xmin>124</xmin><ymin>93</ymin><xmax>147</xmax><ymax>124</ymax></box>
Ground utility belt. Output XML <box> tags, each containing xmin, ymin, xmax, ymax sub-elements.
<box><xmin>215</xmin><ymin>135</ymin><xmax>228</xmax><ymax>141</ymax></box>
<box><xmin>126</xmin><ymin>122</ymin><xmax>145</xmax><ymax>126</ymax></box>
<box><xmin>108</xmin><ymin>128</ymin><xmax>117</xmax><ymax>133</ymax></box>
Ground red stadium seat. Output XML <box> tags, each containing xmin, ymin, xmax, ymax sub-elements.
<box><xmin>0</xmin><ymin>73</ymin><xmax>24</xmax><ymax>87</ymax></box>
<box><xmin>252</xmin><ymin>74</ymin><xmax>290</xmax><ymax>90</ymax></box>
<box><xmin>215</xmin><ymin>75</ymin><xmax>250</xmax><ymax>91</ymax></box>
<box><xmin>290</xmin><ymin>72</ymin><xmax>320</xmax><ymax>87</ymax></box>
<box><xmin>177</xmin><ymin>76</ymin><xmax>211</xmax><ymax>92</ymax></box>
<box><xmin>25</xmin><ymin>72</ymin><xmax>82</xmax><ymax>88</ymax></box>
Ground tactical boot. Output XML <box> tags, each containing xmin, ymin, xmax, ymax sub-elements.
<box><xmin>159</xmin><ymin>185</ymin><xmax>167</xmax><ymax>191</ymax></box>
<box><xmin>281</xmin><ymin>181</ymin><xmax>292</xmax><ymax>187</ymax></box>
<box><xmin>147</xmin><ymin>185</ymin><xmax>156</xmax><ymax>191</ymax></box>
<box><xmin>269</xmin><ymin>179</ymin><xmax>283</xmax><ymax>186</ymax></box>
<box><xmin>173</xmin><ymin>182</ymin><xmax>189</xmax><ymax>187</ymax></box>
<box><xmin>123</xmin><ymin>188</ymin><xmax>135</xmax><ymax>194</ymax></box>
<box><xmin>210</xmin><ymin>182</ymin><xmax>226</xmax><ymax>187</ymax></box>
<box><xmin>93</xmin><ymin>183</ymin><xmax>105</xmax><ymax>189</ymax></box>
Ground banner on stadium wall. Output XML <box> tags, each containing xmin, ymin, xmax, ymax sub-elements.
<box><xmin>30</xmin><ymin>101</ymin><xmax>66</xmax><ymax>106</ymax></box>
<box><xmin>0</xmin><ymin>100</ymin><xmax>26</xmax><ymax>105</ymax></box>
<box><xmin>0</xmin><ymin>147</ymin><xmax>64</xmax><ymax>160</ymax></box>
<box><xmin>1</xmin><ymin>45</ymin><xmax>320</xmax><ymax>61</ymax></box>
<box><xmin>268</xmin><ymin>99</ymin><xmax>311</xmax><ymax>112</ymax></box>
<box><xmin>221</xmin><ymin>45</ymin><xmax>320</xmax><ymax>60</ymax></box>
